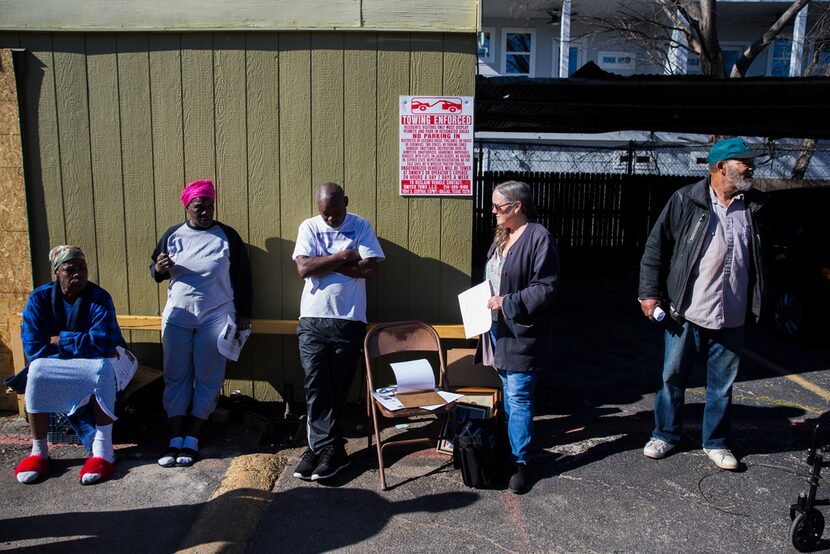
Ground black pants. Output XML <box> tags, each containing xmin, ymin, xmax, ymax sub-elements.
<box><xmin>297</xmin><ymin>317</ymin><xmax>366</xmax><ymax>452</ymax></box>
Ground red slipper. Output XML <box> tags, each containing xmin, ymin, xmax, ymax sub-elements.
<box><xmin>14</xmin><ymin>455</ymin><xmax>49</xmax><ymax>482</ymax></box>
<box><xmin>79</xmin><ymin>457</ymin><xmax>114</xmax><ymax>484</ymax></box>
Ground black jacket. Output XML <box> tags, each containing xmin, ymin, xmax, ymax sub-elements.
<box><xmin>488</xmin><ymin>222</ymin><xmax>560</xmax><ymax>372</ymax></box>
<box><xmin>638</xmin><ymin>177</ymin><xmax>766</xmax><ymax>323</ymax></box>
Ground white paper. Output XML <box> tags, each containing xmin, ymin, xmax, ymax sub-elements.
<box><xmin>372</xmin><ymin>386</ymin><xmax>463</xmax><ymax>412</ymax></box>
<box><xmin>111</xmin><ymin>346</ymin><xmax>138</xmax><ymax>391</ymax></box>
<box><xmin>372</xmin><ymin>386</ymin><xmax>405</xmax><ymax>411</ymax></box>
<box><xmin>422</xmin><ymin>391</ymin><xmax>464</xmax><ymax>411</ymax></box>
<box><xmin>458</xmin><ymin>281</ymin><xmax>494</xmax><ymax>339</ymax></box>
<box><xmin>217</xmin><ymin>315</ymin><xmax>252</xmax><ymax>362</ymax></box>
<box><xmin>390</xmin><ymin>359</ymin><xmax>436</xmax><ymax>394</ymax></box>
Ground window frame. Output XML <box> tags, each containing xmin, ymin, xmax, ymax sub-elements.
<box><xmin>553</xmin><ymin>39</ymin><xmax>584</xmax><ymax>78</ymax></box>
<box><xmin>766</xmin><ymin>37</ymin><xmax>792</xmax><ymax>77</ymax></box>
<box><xmin>478</xmin><ymin>27</ymin><xmax>495</xmax><ymax>64</ymax></box>
<box><xmin>721</xmin><ymin>41</ymin><xmax>750</xmax><ymax>75</ymax></box>
<box><xmin>597</xmin><ymin>50</ymin><xmax>636</xmax><ymax>71</ymax></box>
<box><xmin>501</xmin><ymin>27</ymin><xmax>536</xmax><ymax>77</ymax></box>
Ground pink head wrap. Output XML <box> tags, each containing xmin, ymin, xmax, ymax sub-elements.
<box><xmin>180</xmin><ymin>179</ymin><xmax>216</xmax><ymax>207</ymax></box>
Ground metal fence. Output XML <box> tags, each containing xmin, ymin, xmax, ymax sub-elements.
<box><xmin>478</xmin><ymin>139</ymin><xmax>830</xmax><ymax>180</ymax></box>
<box><xmin>471</xmin><ymin>138</ymin><xmax>830</xmax><ymax>279</ymax></box>
<box><xmin>472</xmin><ymin>170</ymin><xmax>698</xmax><ymax>279</ymax></box>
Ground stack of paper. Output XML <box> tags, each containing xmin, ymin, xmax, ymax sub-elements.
<box><xmin>371</xmin><ymin>358</ymin><xmax>462</xmax><ymax>411</ymax></box>
<box><xmin>217</xmin><ymin>315</ymin><xmax>252</xmax><ymax>362</ymax></box>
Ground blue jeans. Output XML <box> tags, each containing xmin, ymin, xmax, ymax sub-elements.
<box><xmin>653</xmin><ymin>320</ymin><xmax>745</xmax><ymax>449</ymax></box>
<box><xmin>498</xmin><ymin>369</ymin><xmax>539</xmax><ymax>464</ymax></box>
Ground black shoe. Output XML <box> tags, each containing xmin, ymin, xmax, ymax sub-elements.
<box><xmin>508</xmin><ymin>463</ymin><xmax>528</xmax><ymax>494</ymax></box>
<box><xmin>311</xmin><ymin>445</ymin><xmax>350</xmax><ymax>481</ymax></box>
<box><xmin>293</xmin><ymin>448</ymin><xmax>317</xmax><ymax>480</ymax></box>
<box><xmin>176</xmin><ymin>447</ymin><xmax>199</xmax><ymax>467</ymax></box>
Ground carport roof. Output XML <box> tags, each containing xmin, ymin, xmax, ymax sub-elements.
<box><xmin>475</xmin><ymin>63</ymin><xmax>830</xmax><ymax>139</ymax></box>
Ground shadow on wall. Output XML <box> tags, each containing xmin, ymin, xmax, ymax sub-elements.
<box><xmin>234</xmin><ymin>236</ymin><xmax>473</xmax><ymax>403</ymax></box>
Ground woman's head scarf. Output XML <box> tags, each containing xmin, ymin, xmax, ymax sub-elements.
<box><xmin>49</xmin><ymin>245</ymin><xmax>85</xmax><ymax>273</ymax></box>
<box><xmin>180</xmin><ymin>179</ymin><xmax>216</xmax><ymax>207</ymax></box>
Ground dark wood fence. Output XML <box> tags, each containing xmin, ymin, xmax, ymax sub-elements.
<box><xmin>473</xmin><ymin>171</ymin><xmax>699</xmax><ymax>279</ymax></box>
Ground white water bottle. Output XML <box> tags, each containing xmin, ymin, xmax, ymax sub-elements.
<box><xmin>653</xmin><ymin>306</ymin><xmax>666</xmax><ymax>322</ymax></box>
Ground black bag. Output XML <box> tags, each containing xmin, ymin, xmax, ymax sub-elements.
<box><xmin>453</xmin><ymin>419</ymin><xmax>497</xmax><ymax>489</ymax></box>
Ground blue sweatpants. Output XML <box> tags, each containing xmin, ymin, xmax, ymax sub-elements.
<box><xmin>162</xmin><ymin>314</ymin><xmax>229</xmax><ymax>420</ymax></box>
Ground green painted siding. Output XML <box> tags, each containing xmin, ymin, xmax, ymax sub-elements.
<box><xmin>3</xmin><ymin>31</ymin><xmax>475</xmax><ymax>402</ymax></box>
<box><xmin>0</xmin><ymin>0</ymin><xmax>477</xmax><ymax>33</ymax></box>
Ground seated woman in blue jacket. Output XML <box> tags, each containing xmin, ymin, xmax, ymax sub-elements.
<box><xmin>13</xmin><ymin>245</ymin><xmax>132</xmax><ymax>485</ymax></box>
<box><xmin>483</xmin><ymin>181</ymin><xmax>559</xmax><ymax>494</ymax></box>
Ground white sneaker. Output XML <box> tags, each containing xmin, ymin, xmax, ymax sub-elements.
<box><xmin>703</xmin><ymin>448</ymin><xmax>738</xmax><ymax>470</ymax></box>
<box><xmin>643</xmin><ymin>438</ymin><xmax>675</xmax><ymax>459</ymax></box>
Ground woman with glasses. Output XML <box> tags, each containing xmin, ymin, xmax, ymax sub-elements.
<box><xmin>482</xmin><ymin>180</ymin><xmax>559</xmax><ymax>494</ymax></box>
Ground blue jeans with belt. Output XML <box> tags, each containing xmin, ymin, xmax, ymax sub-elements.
<box><xmin>652</xmin><ymin>320</ymin><xmax>745</xmax><ymax>449</ymax></box>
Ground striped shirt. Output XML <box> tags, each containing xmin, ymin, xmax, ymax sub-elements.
<box><xmin>680</xmin><ymin>187</ymin><xmax>751</xmax><ymax>329</ymax></box>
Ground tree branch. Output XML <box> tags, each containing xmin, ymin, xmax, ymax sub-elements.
<box><xmin>731</xmin><ymin>0</ymin><xmax>812</xmax><ymax>78</ymax></box>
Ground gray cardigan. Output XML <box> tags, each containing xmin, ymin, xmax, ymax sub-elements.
<box><xmin>485</xmin><ymin>222</ymin><xmax>560</xmax><ymax>372</ymax></box>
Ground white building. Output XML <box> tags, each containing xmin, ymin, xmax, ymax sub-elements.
<box><xmin>476</xmin><ymin>0</ymin><xmax>830</xmax><ymax>178</ymax></box>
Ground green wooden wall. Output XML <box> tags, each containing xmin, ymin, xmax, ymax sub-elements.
<box><xmin>0</xmin><ymin>31</ymin><xmax>475</xmax><ymax>402</ymax></box>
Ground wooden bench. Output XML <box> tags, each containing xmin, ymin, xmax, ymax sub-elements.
<box><xmin>7</xmin><ymin>314</ymin><xmax>467</xmax><ymax>418</ymax></box>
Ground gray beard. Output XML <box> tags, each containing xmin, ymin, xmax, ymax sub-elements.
<box><xmin>726</xmin><ymin>165</ymin><xmax>754</xmax><ymax>191</ymax></box>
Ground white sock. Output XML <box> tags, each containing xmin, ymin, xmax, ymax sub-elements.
<box><xmin>177</xmin><ymin>436</ymin><xmax>199</xmax><ymax>465</ymax></box>
<box><xmin>18</xmin><ymin>439</ymin><xmax>49</xmax><ymax>483</ymax></box>
<box><xmin>80</xmin><ymin>424</ymin><xmax>114</xmax><ymax>485</ymax></box>
<box><xmin>32</xmin><ymin>438</ymin><xmax>48</xmax><ymax>458</ymax></box>
<box><xmin>92</xmin><ymin>424</ymin><xmax>115</xmax><ymax>463</ymax></box>
<box><xmin>158</xmin><ymin>437</ymin><xmax>183</xmax><ymax>467</ymax></box>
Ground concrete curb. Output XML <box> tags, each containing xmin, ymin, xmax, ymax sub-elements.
<box><xmin>177</xmin><ymin>453</ymin><xmax>287</xmax><ymax>553</ymax></box>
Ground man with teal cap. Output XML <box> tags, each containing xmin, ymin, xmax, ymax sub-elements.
<box><xmin>638</xmin><ymin>137</ymin><xmax>766</xmax><ymax>471</ymax></box>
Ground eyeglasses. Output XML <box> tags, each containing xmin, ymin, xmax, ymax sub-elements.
<box><xmin>492</xmin><ymin>201</ymin><xmax>516</xmax><ymax>213</ymax></box>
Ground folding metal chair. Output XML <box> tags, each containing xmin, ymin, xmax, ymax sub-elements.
<box><xmin>364</xmin><ymin>321</ymin><xmax>453</xmax><ymax>490</ymax></box>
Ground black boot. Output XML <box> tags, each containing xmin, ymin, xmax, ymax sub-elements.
<box><xmin>508</xmin><ymin>462</ymin><xmax>528</xmax><ymax>494</ymax></box>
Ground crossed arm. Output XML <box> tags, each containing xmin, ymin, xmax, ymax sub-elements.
<box><xmin>295</xmin><ymin>249</ymin><xmax>379</xmax><ymax>280</ymax></box>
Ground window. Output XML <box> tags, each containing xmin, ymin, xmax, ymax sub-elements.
<box><xmin>478</xmin><ymin>28</ymin><xmax>494</xmax><ymax>63</ymax></box>
<box><xmin>688</xmin><ymin>45</ymin><xmax>747</xmax><ymax>76</ymax></box>
<box><xmin>568</xmin><ymin>44</ymin><xmax>583</xmax><ymax>76</ymax></box>
<box><xmin>552</xmin><ymin>41</ymin><xmax>583</xmax><ymax>78</ymax></box>
<box><xmin>597</xmin><ymin>51</ymin><xmax>636</xmax><ymax>71</ymax></box>
<box><xmin>808</xmin><ymin>48</ymin><xmax>830</xmax><ymax>76</ymax></box>
<box><xmin>502</xmin><ymin>29</ymin><xmax>535</xmax><ymax>76</ymax></box>
<box><xmin>722</xmin><ymin>43</ymin><xmax>748</xmax><ymax>75</ymax></box>
<box><xmin>768</xmin><ymin>38</ymin><xmax>792</xmax><ymax>76</ymax></box>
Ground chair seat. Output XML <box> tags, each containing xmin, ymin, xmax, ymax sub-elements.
<box><xmin>374</xmin><ymin>399</ymin><xmax>458</xmax><ymax>419</ymax></box>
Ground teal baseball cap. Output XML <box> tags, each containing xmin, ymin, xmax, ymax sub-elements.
<box><xmin>708</xmin><ymin>137</ymin><xmax>762</xmax><ymax>164</ymax></box>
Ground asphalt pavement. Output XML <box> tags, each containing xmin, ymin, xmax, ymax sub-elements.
<box><xmin>1</xmin><ymin>268</ymin><xmax>829</xmax><ymax>553</ymax></box>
